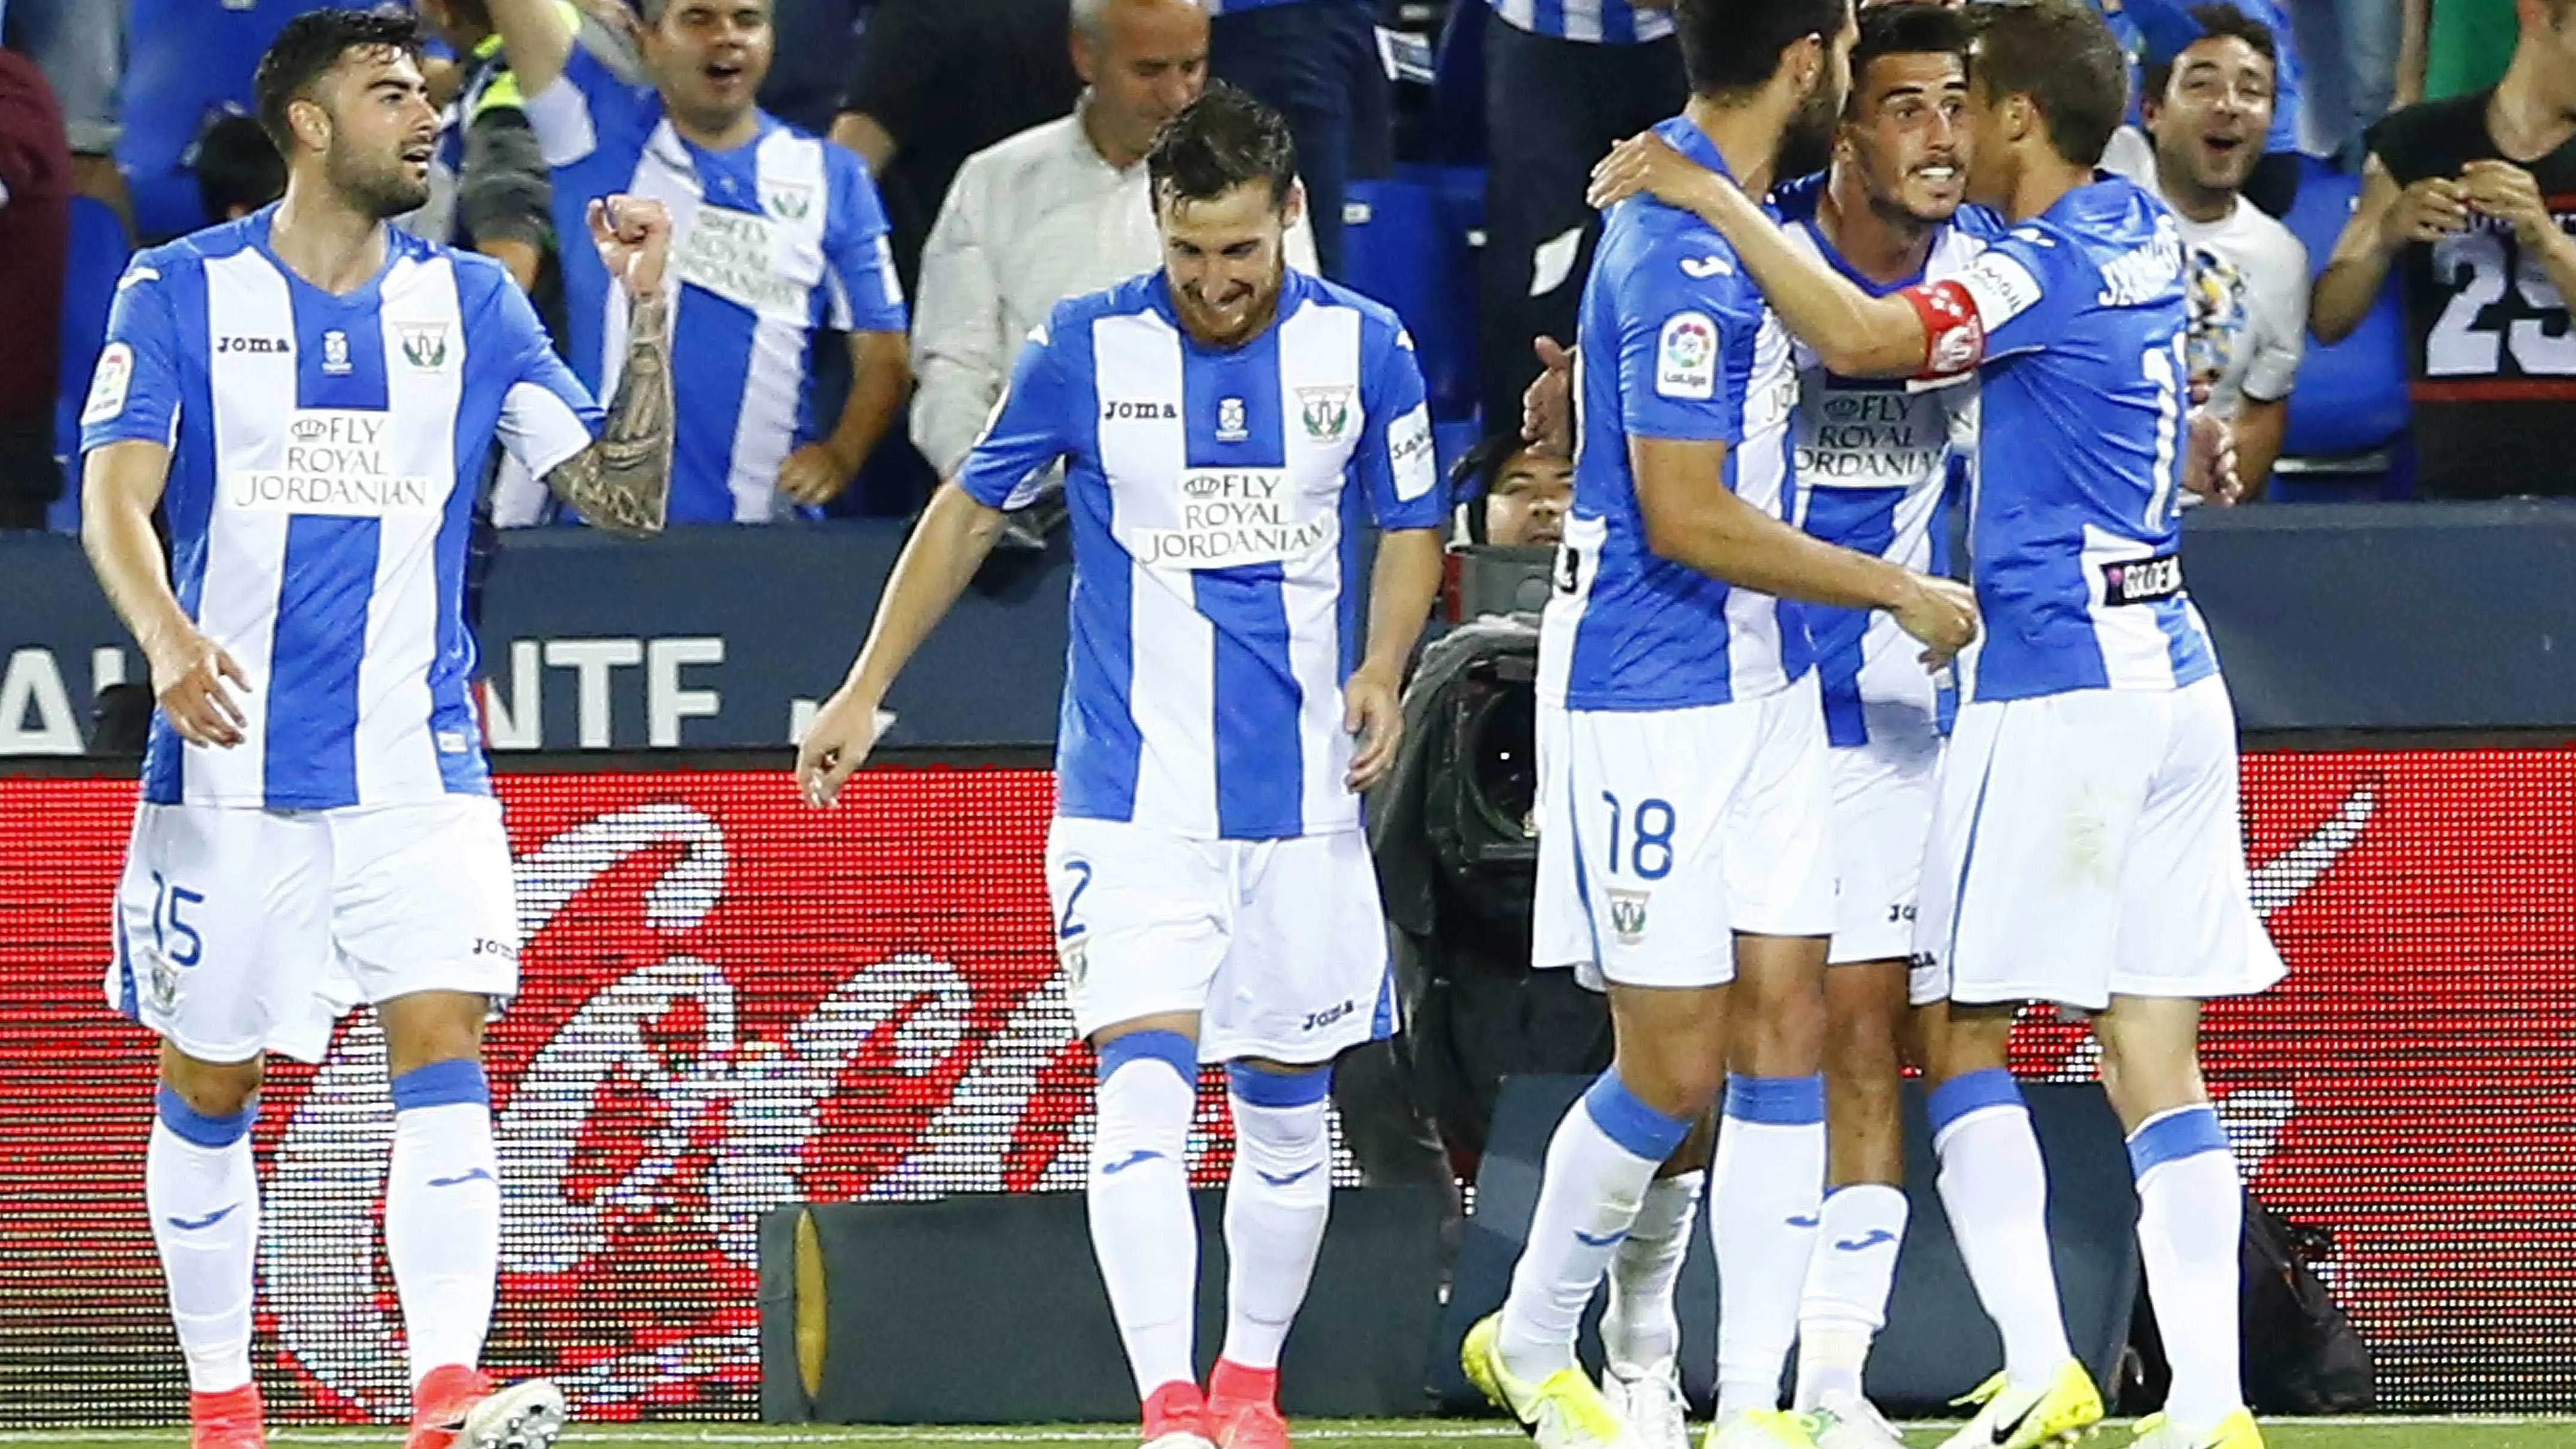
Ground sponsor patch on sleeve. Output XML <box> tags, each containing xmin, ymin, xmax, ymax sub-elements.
<box><xmin>1955</xmin><ymin>249</ymin><xmax>2045</xmax><ymax>329</ymax></box>
<box><xmin>1655</xmin><ymin>311</ymin><xmax>1719</xmax><ymax>400</ymax></box>
<box><xmin>81</xmin><ymin>342</ymin><xmax>134</xmax><ymax>427</ymax></box>
<box><xmin>1388</xmin><ymin>404</ymin><xmax>1436</xmax><ymax>502</ymax></box>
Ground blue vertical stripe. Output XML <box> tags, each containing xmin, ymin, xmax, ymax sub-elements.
<box><xmin>1183</xmin><ymin>323</ymin><xmax>1303</xmax><ymax>839</ymax></box>
<box><xmin>669</xmin><ymin>289</ymin><xmax>757</xmax><ymax>524</ymax></box>
<box><xmin>147</xmin><ymin>271</ymin><xmax>222</xmax><ymax>804</ymax></box>
<box><xmin>2153</xmin><ymin>594</ymin><xmax>2215</xmax><ymax>687</ymax></box>
<box><xmin>265</xmin><ymin>280</ymin><xmax>391</xmax><ymax>808</ymax></box>
<box><xmin>1802</xmin><ymin>486</ymin><xmax>1904</xmax><ymax>748</ymax></box>
<box><xmin>1059</xmin><ymin>346</ymin><xmax>1141</xmax><ymax>822</ymax></box>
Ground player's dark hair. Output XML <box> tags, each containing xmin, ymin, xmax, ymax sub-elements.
<box><xmin>193</xmin><ymin>113</ymin><xmax>288</xmax><ymax>224</ymax></box>
<box><xmin>2139</xmin><ymin>4</ymin><xmax>2278</xmax><ymax>110</ymax></box>
<box><xmin>1147</xmin><ymin>83</ymin><xmax>1299</xmax><ymax>211</ymax></box>
<box><xmin>1676</xmin><ymin>0</ymin><xmax>1851</xmax><ymax>102</ymax></box>
<box><xmin>253</xmin><ymin>7</ymin><xmax>427</xmax><ymax>155</ymax></box>
<box><xmin>1970</xmin><ymin>0</ymin><xmax>2128</xmax><ymax>168</ymax></box>
<box><xmin>1850</xmin><ymin>1</ymin><xmax>1972</xmax><ymax>104</ymax></box>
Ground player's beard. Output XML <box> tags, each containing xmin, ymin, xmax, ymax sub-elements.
<box><xmin>1179</xmin><ymin>263</ymin><xmax>1285</xmax><ymax>349</ymax></box>
<box><xmin>1779</xmin><ymin>79</ymin><xmax>1845</xmax><ymax>183</ymax></box>
<box><xmin>331</xmin><ymin>145</ymin><xmax>431</xmax><ymax>221</ymax></box>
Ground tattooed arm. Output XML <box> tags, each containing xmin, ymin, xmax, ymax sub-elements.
<box><xmin>546</xmin><ymin>195</ymin><xmax>676</xmax><ymax>537</ymax></box>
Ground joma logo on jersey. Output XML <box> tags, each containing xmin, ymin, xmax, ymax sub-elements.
<box><xmin>1102</xmin><ymin>400</ymin><xmax>1180</xmax><ymax>421</ymax></box>
<box><xmin>217</xmin><ymin>336</ymin><xmax>291</xmax><ymax>355</ymax></box>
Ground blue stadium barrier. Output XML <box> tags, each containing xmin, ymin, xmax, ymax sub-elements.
<box><xmin>2273</xmin><ymin>154</ymin><xmax>2413</xmax><ymax>501</ymax></box>
<box><xmin>116</xmin><ymin>0</ymin><xmax>341</xmax><ymax>243</ymax></box>
<box><xmin>46</xmin><ymin>196</ymin><xmax>133</xmax><ymax>534</ymax></box>
<box><xmin>1340</xmin><ymin>165</ymin><xmax>1485</xmax><ymax>425</ymax></box>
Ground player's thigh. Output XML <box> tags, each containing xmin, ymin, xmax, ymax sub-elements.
<box><xmin>1826</xmin><ymin>731</ymin><xmax>1942</xmax><ymax>968</ymax></box>
<box><xmin>1531</xmin><ymin>700</ymin><xmax>1596</xmax><ymax>972</ymax></box>
<box><xmin>327</xmin><ymin>797</ymin><xmax>522</xmax><ymax>1014</ymax></box>
<box><xmin>1213</xmin><ymin>830</ymin><xmax>1394</xmax><ymax>1066</ymax></box>
<box><xmin>1916</xmin><ymin>692</ymin><xmax>2157</xmax><ymax>1013</ymax></box>
<box><xmin>2111</xmin><ymin>676</ymin><xmax>2290</xmax><ymax>1002</ymax></box>
<box><xmin>1562</xmin><ymin>704</ymin><xmax>1751</xmax><ymax>990</ymax></box>
<box><xmin>111</xmin><ymin>803</ymin><xmax>334</xmax><ymax>1064</ymax></box>
<box><xmin>1047</xmin><ymin>816</ymin><xmax>1230</xmax><ymax>1041</ymax></box>
<box><xmin>1720</xmin><ymin>675</ymin><xmax>1837</xmax><ymax>942</ymax></box>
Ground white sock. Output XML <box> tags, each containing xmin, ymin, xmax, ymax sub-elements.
<box><xmin>385</xmin><ymin>1062</ymin><xmax>501</xmax><ymax>1387</ymax></box>
<box><xmin>1088</xmin><ymin>1032</ymin><xmax>1202</xmax><ymax>1399</ymax></box>
<box><xmin>1498</xmin><ymin>1069</ymin><xmax>1694</xmax><ymax>1383</ymax></box>
<box><xmin>146</xmin><ymin>1089</ymin><xmax>260</xmax><ymax>1394</ymax></box>
<box><xmin>1602</xmin><ymin>1170</ymin><xmax>1703</xmax><ymax>1376</ymax></box>
<box><xmin>1710</xmin><ymin>1075</ymin><xmax>1825</xmax><ymax>1419</ymax></box>
<box><xmin>1219</xmin><ymin>1064</ymin><xmax>1334</xmax><ymax>1372</ymax></box>
<box><xmin>2130</xmin><ymin>1105</ymin><xmax>2247</xmax><ymax>1432</ymax></box>
<box><xmin>1929</xmin><ymin>1070</ymin><xmax>2072</xmax><ymax>1391</ymax></box>
<box><xmin>1794</xmin><ymin>1182</ymin><xmax>1909</xmax><ymax>1409</ymax></box>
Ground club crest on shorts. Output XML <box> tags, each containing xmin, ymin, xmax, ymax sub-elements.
<box><xmin>1296</xmin><ymin>385</ymin><xmax>1355</xmax><ymax>443</ymax></box>
<box><xmin>1606</xmin><ymin>888</ymin><xmax>1650</xmax><ymax>945</ymax></box>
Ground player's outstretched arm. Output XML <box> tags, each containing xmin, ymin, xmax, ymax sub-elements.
<box><xmin>545</xmin><ymin>197</ymin><xmax>676</xmax><ymax>536</ymax></box>
<box><xmin>1634</xmin><ymin>435</ymin><xmax>1978</xmax><ymax>661</ymax></box>
<box><xmin>482</xmin><ymin>0</ymin><xmax>576</xmax><ymax>100</ymax></box>
<box><xmin>82</xmin><ymin>441</ymin><xmax>250</xmax><ymax>748</ymax></box>
<box><xmin>1589</xmin><ymin>132</ymin><xmax>1931</xmax><ymax>378</ymax></box>
<box><xmin>797</xmin><ymin>482</ymin><xmax>1011</xmax><ymax>806</ymax></box>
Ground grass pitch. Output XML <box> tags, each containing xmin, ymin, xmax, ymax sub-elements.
<box><xmin>8</xmin><ymin>1420</ymin><xmax>2576</xmax><ymax>1449</ymax></box>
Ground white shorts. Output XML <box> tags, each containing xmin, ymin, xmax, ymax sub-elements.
<box><xmin>107</xmin><ymin>797</ymin><xmax>521</xmax><ymax>1064</ymax></box>
<box><xmin>1910</xmin><ymin>676</ymin><xmax>2288</xmax><ymax>1011</ymax></box>
<box><xmin>1827</xmin><ymin>727</ymin><xmax>1943</xmax><ymax>967</ymax></box>
<box><xmin>1044</xmin><ymin>817</ymin><xmax>1394</xmax><ymax>1066</ymax></box>
<box><xmin>1533</xmin><ymin>674</ymin><xmax>1836</xmax><ymax>991</ymax></box>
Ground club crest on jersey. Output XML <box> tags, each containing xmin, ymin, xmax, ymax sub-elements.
<box><xmin>1217</xmin><ymin>397</ymin><xmax>1249</xmax><ymax>443</ymax></box>
<box><xmin>322</xmin><ymin>329</ymin><xmax>352</xmax><ymax>376</ymax></box>
<box><xmin>1655</xmin><ymin>311</ymin><xmax>1718</xmax><ymax>400</ymax></box>
<box><xmin>1607</xmin><ymin>888</ymin><xmax>1650</xmax><ymax>945</ymax></box>
<box><xmin>763</xmin><ymin>179</ymin><xmax>814</xmax><ymax>222</ymax></box>
<box><xmin>1296</xmin><ymin>385</ymin><xmax>1355</xmax><ymax>442</ymax></box>
<box><xmin>398</xmin><ymin>323</ymin><xmax>450</xmax><ymax>371</ymax></box>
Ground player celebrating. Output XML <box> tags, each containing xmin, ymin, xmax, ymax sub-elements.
<box><xmin>1589</xmin><ymin>2</ymin><xmax>2280</xmax><ymax>1447</ymax></box>
<box><xmin>1459</xmin><ymin>2</ymin><xmax>1979</xmax><ymax>1448</ymax></box>
<box><xmin>78</xmin><ymin>11</ymin><xmax>676</xmax><ymax>1449</ymax></box>
<box><xmin>796</xmin><ymin>88</ymin><xmax>1448</xmax><ymax>1449</ymax></box>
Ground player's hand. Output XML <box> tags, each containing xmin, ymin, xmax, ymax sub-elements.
<box><xmin>796</xmin><ymin>685</ymin><xmax>890</xmax><ymax>807</ymax></box>
<box><xmin>2183</xmin><ymin>407</ymin><xmax>2243</xmax><ymax>507</ymax></box>
<box><xmin>1343</xmin><ymin>663</ymin><xmax>1405</xmax><ymax>792</ymax></box>
<box><xmin>2380</xmin><ymin>175</ymin><xmax>2471</xmax><ymax>248</ymax></box>
<box><xmin>1892</xmin><ymin>574</ymin><xmax>1979</xmax><ymax>667</ymax></box>
<box><xmin>149</xmin><ymin>630</ymin><xmax>250</xmax><ymax>748</ymax></box>
<box><xmin>2461</xmin><ymin>160</ymin><xmax>2557</xmax><ymax>247</ymax></box>
<box><xmin>1587</xmin><ymin>130</ymin><xmax>1725</xmax><ymax>214</ymax></box>
<box><xmin>589</xmin><ymin>195</ymin><xmax>673</xmax><ymax>298</ymax></box>
<box><xmin>778</xmin><ymin>441</ymin><xmax>860</xmax><ymax>507</ymax></box>
<box><xmin>1523</xmin><ymin>337</ymin><xmax>1574</xmax><ymax>458</ymax></box>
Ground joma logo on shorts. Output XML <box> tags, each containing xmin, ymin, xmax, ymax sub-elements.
<box><xmin>1302</xmin><ymin>1000</ymin><xmax>1356</xmax><ymax>1031</ymax></box>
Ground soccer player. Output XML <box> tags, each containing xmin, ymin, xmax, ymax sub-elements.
<box><xmin>77</xmin><ymin>11</ymin><xmax>676</xmax><ymax>1449</ymax></box>
<box><xmin>795</xmin><ymin>87</ymin><xmax>1448</xmax><ymax>1449</ymax></box>
<box><xmin>485</xmin><ymin>0</ymin><xmax>909</xmax><ymax>521</ymax></box>
<box><xmin>1457</xmin><ymin>2</ymin><xmax>1979</xmax><ymax>1447</ymax></box>
<box><xmin>1589</xmin><ymin>2</ymin><xmax>2281</xmax><ymax>1447</ymax></box>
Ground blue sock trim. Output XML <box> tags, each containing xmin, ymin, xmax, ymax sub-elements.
<box><xmin>1580</xmin><ymin>1070</ymin><xmax>1693</xmax><ymax>1161</ymax></box>
<box><xmin>389</xmin><ymin>1059</ymin><xmax>490</xmax><ymax>1112</ymax></box>
<box><xmin>1096</xmin><ymin>1030</ymin><xmax>1198</xmax><ymax>1085</ymax></box>
<box><xmin>1226</xmin><ymin>1059</ymin><xmax>1332</xmax><ymax>1108</ymax></box>
<box><xmin>155</xmin><ymin>1087</ymin><xmax>255</xmax><ymax>1148</ymax></box>
<box><xmin>1722</xmin><ymin>1072</ymin><xmax>1826</xmax><ymax>1126</ymax></box>
<box><xmin>1927</xmin><ymin>1067</ymin><xmax>2025</xmax><ymax>1136</ymax></box>
<box><xmin>2126</xmin><ymin>1104</ymin><xmax>2230</xmax><ymax>1179</ymax></box>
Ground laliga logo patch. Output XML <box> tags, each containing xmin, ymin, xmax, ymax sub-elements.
<box><xmin>1655</xmin><ymin>311</ymin><xmax>1718</xmax><ymax>400</ymax></box>
<box><xmin>81</xmin><ymin>343</ymin><xmax>134</xmax><ymax>426</ymax></box>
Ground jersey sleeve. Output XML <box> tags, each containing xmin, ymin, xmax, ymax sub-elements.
<box><xmin>955</xmin><ymin>314</ymin><xmax>1078</xmax><ymax>510</ymax></box>
<box><xmin>1904</xmin><ymin>226</ymin><xmax>2087</xmax><ymax>377</ymax></box>
<box><xmin>80</xmin><ymin>260</ymin><xmax>186</xmax><ymax>453</ymax></box>
<box><xmin>486</xmin><ymin>276</ymin><xmax>605</xmax><ymax>481</ymax></box>
<box><xmin>1617</xmin><ymin>236</ymin><xmax>1758</xmax><ymax>443</ymax></box>
<box><xmin>823</xmin><ymin>147</ymin><xmax>908</xmax><ymax>334</ymax></box>
<box><xmin>519</xmin><ymin>41</ymin><xmax>653</xmax><ymax>169</ymax></box>
<box><xmin>1354</xmin><ymin>323</ymin><xmax>1445</xmax><ymax>531</ymax></box>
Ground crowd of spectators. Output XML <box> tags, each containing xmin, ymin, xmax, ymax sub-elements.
<box><xmin>2</xmin><ymin>0</ymin><xmax>2574</xmax><ymax>537</ymax></box>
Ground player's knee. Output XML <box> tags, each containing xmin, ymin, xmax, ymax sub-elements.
<box><xmin>1922</xmin><ymin>1003</ymin><xmax>2015</xmax><ymax>1084</ymax></box>
<box><xmin>2094</xmin><ymin>1020</ymin><xmax>2208</xmax><ymax>1126</ymax></box>
<box><xmin>377</xmin><ymin>989</ymin><xmax>491</xmax><ymax>1081</ymax></box>
<box><xmin>1730</xmin><ymin>978</ymin><xmax>1827</xmax><ymax>1076</ymax></box>
<box><xmin>158</xmin><ymin>1046</ymin><xmax>263</xmax><ymax>1121</ymax></box>
<box><xmin>1610</xmin><ymin>1049</ymin><xmax>1727</xmax><ymax>1122</ymax></box>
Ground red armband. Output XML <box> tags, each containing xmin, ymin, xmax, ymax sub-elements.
<box><xmin>1903</xmin><ymin>278</ymin><xmax>1986</xmax><ymax>380</ymax></box>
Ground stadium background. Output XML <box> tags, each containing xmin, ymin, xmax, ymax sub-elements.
<box><xmin>4</xmin><ymin>747</ymin><xmax>2572</xmax><ymax>1425</ymax></box>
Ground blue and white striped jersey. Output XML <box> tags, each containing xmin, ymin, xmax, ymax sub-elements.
<box><xmin>1540</xmin><ymin>115</ymin><xmax>1807</xmax><ymax>715</ymax></box>
<box><xmin>1938</xmin><ymin>176</ymin><xmax>2218</xmax><ymax>701</ymax></box>
<box><xmin>521</xmin><ymin>46</ymin><xmax>906</xmax><ymax>524</ymax></box>
<box><xmin>1485</xmin><ymin>0</ymin><xmax>1673</xmax><ymax>44</ymax></box>
<box><xmin>957</xmin><ymin>270</ymin><xmax>1447</xmax><ymax>841</ymax></box>
<box><xmin>1774</xmin><ymin>174</ymin><xmax>1987</xmax><ymax>748</ymax></box>
<box><xmin>78</xmin><ymin>211</ymin><xmax>603</xmax><ymax>810</ymax></box>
